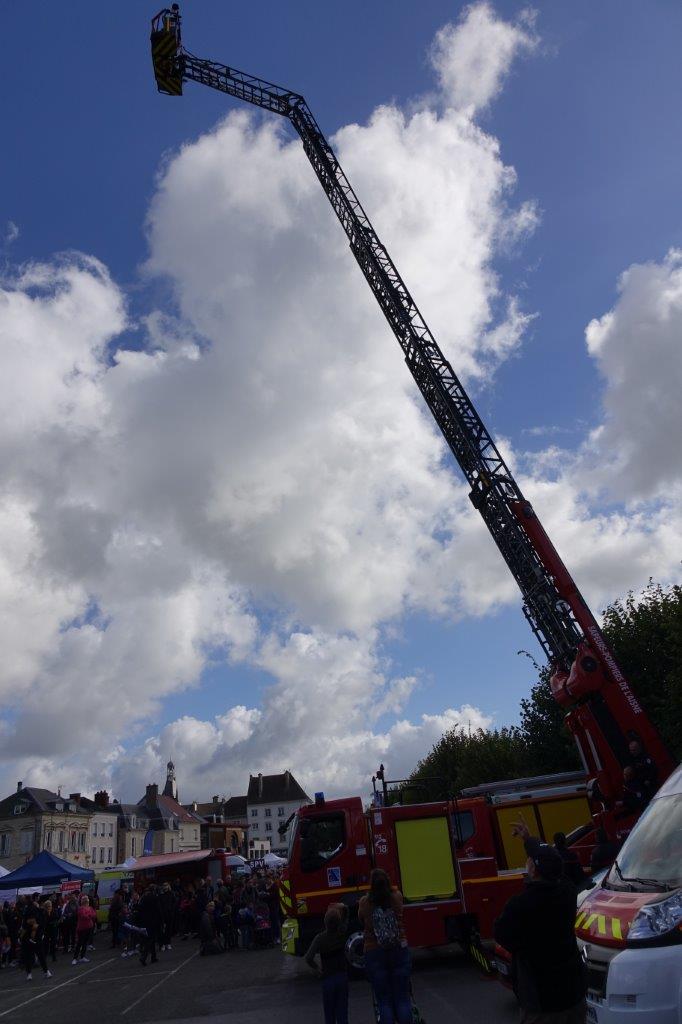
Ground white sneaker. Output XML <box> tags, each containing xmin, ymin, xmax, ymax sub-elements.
<box><xmin>72</xmin><ymin>958</ymin><xmax>78</xmax><ymax>965</ymax></box>
<box><xmin>79</xmin><ymin>957</ymin><xmax>90</xmax><ymax>963</ymax></box>
<box><xmin>45</xmin><ymin>970</ymin><xmax>53</xmax><ymax>979</ymax></box>
<box><xmin>166</xmin><ymin>944</ymin><xmax>172</xmax><ymax>950</ymax></box>
<box><xmin>26</xmin><ymin>973</ymin><xmax>32</xmax><ymax>981</ymax></box>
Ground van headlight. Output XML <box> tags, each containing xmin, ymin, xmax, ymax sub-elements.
<box><xmin>628</xmin><ymin>890</ymin><xmax>682</xmax><ymax>942</ymax></box>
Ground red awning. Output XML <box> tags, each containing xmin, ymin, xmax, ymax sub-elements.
<box><xmin>128</xmin><ymin>849</ymin><xmax>213</xmax><ymax>871</ymax></box>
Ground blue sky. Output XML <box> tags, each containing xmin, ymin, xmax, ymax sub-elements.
<box><xmin>1</xmin><ymin>1</ymin><xmax>680</xmax><ymax>801</ymax></box>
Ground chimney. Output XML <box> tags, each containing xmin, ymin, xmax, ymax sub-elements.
<box><xmin>17</xmin><ymin>781</ymin><xmax>23</xmax><ymax>793</ymax></box>
<box><xmin>212</xmin><ymin>795</ymin><xmax>220</xmax><ymax>804</ymax></box>
<box><xmin>94</xmin><ymin>790</ymin><xmax>109</xmax><ymax>809</ymax></box>
<box><xmin>69</xmin><ymin>793</ymin><xmax>81</xmax><ymax>805</ymax></box>
<box><xmin>145</xmin><ymin>783</ymin><xmax>158</xmax><ymax>809</ymax></box>
<box><xmin>258</xmin><ymin>773</ymin><xmax>263</xmax><ymax>799</ymax></box>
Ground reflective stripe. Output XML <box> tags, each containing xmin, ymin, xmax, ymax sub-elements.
<box><xmin>296</xmin><ymin>884</ymin><xmax>369</xmax><ymax>899</ymax></box>
<box><xmin>462</xmin><ymin>874</ymin><xmax>524</xmax><ymax>885</ymax></box>
<box><xmin>611</xmin><ymin>918</ymin><xmax>622</xmax><ymax>940</ymax></box>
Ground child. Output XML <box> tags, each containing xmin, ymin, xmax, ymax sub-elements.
<box><xmin>304</xmin><ymin>906</ymin><xmax>348</xmax><ymax>1024</ymax></box>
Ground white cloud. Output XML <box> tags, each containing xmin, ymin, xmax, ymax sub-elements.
<box><xmin>4</xmin><ymin>221</ymin><xmax>19</xmax><ymax>246</ymax></box>
<box><xmin>430</xmin><ymin>2</ymin><xmax>539</xmax><ymax>114</ymax></box>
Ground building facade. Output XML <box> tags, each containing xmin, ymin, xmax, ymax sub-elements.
<box><xmin>186</xmin><ymin>796</ymin><xmax>248</xmax><ymax>855</ymax></box>
<box><xmin>77</xmin><ymin>791</ymin><xmax>119</xmax><ymax>870</ymax></box>
<box><xmin>134</xmin><ymin>763</ymin><xmax>205</xmax><ymax>855</ymax></box>
<box><xmin>246</xmin><ymin>771</ymin><xmax>311</xmax><ymax>857</ymax></box>
<box><xmin>0</xmin><ymin>785</ymin><xmax>90</xmax><ymax>872</ymax></box>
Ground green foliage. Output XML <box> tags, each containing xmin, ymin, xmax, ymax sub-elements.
<box><xmin>601</xmin><ymin>580</ymin><xmax>682</xmax><ymax>762</ymax></box>
<box><xmin>406</xmin><ymin>580</ymin><xmax>681</xmax><ymax>795</ymax></box>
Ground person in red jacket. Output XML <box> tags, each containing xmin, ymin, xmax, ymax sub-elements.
<box><xmin>72</xmin><ymin>896</ymin><xmax>97</xmax><ymax>965</ymax></box>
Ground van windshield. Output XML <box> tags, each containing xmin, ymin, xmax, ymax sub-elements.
<box><xmin>605</xmin><ymin>794</ymin><xmax>682</xmax><ymax>892</ymax></box>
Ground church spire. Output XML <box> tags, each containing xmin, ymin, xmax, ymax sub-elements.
<box><xmin>163</xmin><ymin>758</ymin><xmax>178</xmax><ymax>801</ymax></box>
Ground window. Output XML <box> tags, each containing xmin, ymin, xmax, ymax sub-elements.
<box><xmin>278</xmin><ymin>807</ymin><xmax>285</xmax><ymax>817</ymax></box>
<box><xmin>100</xmin><ymin>847</ymin><xmax>104</xmax><ymax>863</ymax></box>
<box><xmin>68</xmin><ymin>803</ymin><xmax>76</xmax><ymax>812</ymax></box>
<box><xmin>264</xmin><ymin>808</ymin><xmax>271</xmax><ymax>817</ymax></box>
<box><xmin>45</xmin><ymin>830</ymin><xmax>53</xmax><ymax>850</ymax></box>
<box><xmin>298</xmin><ymin>815</ymin><xmax>345</xmax><ymax>873</ymax></box>
<box><xmin>92</xmin><ymin>822</ymin><xmax>97</xmax><ymax>837</ymax></box>
<box><xmin>78</xmin><ymin>833</ymin><xmax>86</xmax><ymax>852</ymax></box>
<box><xmin>265</xmin><ymin>823</ymin><xmax>272</xmax><ymax>832</ymax></box>
<box><xmin>130</xmin><ymin>816</ymin><xmax>136</xmax><ymax>830</ymax></box>
<box><xmin>13</xmin><ymin>803</ymin><xmax>27</xmax><ymax>815</ymax></box>
<box><xmin>193</xmin><ymin>830</ymin><xmax>198</xmax><ymax>841</ymax></box>
<box><xmin>70</xmin><ymin>831</ymin><xmax>77</xmax><ymax>852</ymax></box>
<box><xmin>109</xmin><ymin>823</ymin><xmax>113</xmax><ymax>837</ymax></box>
<box><xmin>0</xmin><ymin>834</ymin><xmax>11</xmax><ymax>857</ymax></box>
<box><xmin>251</xmin><ymin>808</ymin><xmax>258</xmax><ymax>817</ymax></box>
<box><xmin>107</xmin><ymin>848</ymin><xmax>113</xmax><ymax>864</ymax></box>
<box><xmin>180</xmin><ymin>830</ymin><xmax>184</xmax><ymax>841</ymax></box>
<box><xmin>451</xmin><ymin>811</ymin><xmax>476</xmax><ymax>847</ymax></box>
<box><xmin>251</xmin><ymin>823</ymin><xmax>259</xmax><ymax>833</ymax></box>
<box><xmin>55</xmin><ymin>803</ymin><xmax>63</xmax><ymax>812</ymax></box>
<box><xmin>57</xmin><ymin>831</ymin><xmax>64</xmax><ymax>852</ymax></box>
<box><xmin>92</xmin><ymin>846</ymin><xmax>97</xmax><ymax>860</ymax></box>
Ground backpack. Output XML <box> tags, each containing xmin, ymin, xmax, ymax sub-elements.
<box><xmin>371</xmin><ymin>905</ymin><xmax>401</xmax><ymax>949</ymax></box>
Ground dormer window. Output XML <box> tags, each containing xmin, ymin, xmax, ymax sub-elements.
<box><xmin>55</xmin><ymin>802</ymin><xmax>63</xmax><ymax>812</ymax></box>
<box><xmin>68</xmin><ymin>802</ymin><xmax>76</xmax><ymax>812</ymax></box>
<box><xmin>13</xmin><ymin>802</ymin><xmax>28</xmax><ymax>815</ymax></box>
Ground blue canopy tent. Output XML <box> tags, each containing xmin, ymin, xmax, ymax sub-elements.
<box><xmin>0</xmin><ymin>850</ymin><xmax>94</xmax><ymax>890</ymax></box>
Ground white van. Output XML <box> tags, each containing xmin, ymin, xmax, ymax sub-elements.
<box><xmin>576</xmin><ymin>764</ymin><xmax>682</xmax><ymax>1022</ymax></box>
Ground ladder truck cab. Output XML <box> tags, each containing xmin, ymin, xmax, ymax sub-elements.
<box><xmin>280</xmin><ymin>792</ymin><xmax>470</xmax><ymax>958</ymax></box>
<box><xmin>279</xmin><ymin>770</ymin><xmax>596</xmax><ymax>958</ymax></box>
<box><xmin>576</xmin><ymin>765</ymin><xmax>682</xmax><ymax>1024</ymax></box>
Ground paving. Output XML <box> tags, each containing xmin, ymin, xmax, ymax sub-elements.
<box><xmin>0</xmin><ymin>940</ymin><xmax>518</xmax><ymax>1023</ymax></box>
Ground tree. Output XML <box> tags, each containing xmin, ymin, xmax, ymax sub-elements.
<box><xmin>600</xmin><ymin>580</ymin><xmax>682</xmax><ymax>762</ymax></box>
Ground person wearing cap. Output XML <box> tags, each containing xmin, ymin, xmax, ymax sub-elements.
<box><xmin>494</xmin><ymin>821</ymin><xmax>586</xmax><ymax>1023</ymax></box>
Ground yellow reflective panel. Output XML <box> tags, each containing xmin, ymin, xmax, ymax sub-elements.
<box><xmin>395</xmin><ymin>816</ymin><xmax>457</xmax><ymax>902</ymax></box>
<box><xmin>495</xmin><ymin>806</ymin><xmax>532</xmax><ymax>869</ymax></box>
<box><xmin>536</xmin><ymin>797</ymin><xmax>590</xmax><ymax>844</ymax></box>
<box><xmin>281</xmin><ymin>917</ymin><xmax>299</xmax><ymax>956</ymax></box>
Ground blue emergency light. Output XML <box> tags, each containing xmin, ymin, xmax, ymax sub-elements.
<box><xmin>315</xmin><ymin>791</ymin><xmax>325</xmax><ymax>805</ymax></box>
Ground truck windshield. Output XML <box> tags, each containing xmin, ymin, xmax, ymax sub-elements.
<box><xmin>286</xmin><ymin>814</ymin><xmax>298</xmax><ymax>862</ymax></box>
<box><xmin>606</xmin><ymin>794</ymin><xmax>682</xmax><ymax>892</ymax></box>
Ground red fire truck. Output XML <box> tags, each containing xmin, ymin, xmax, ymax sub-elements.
<box><xmin>149</xmin><ymin>5</ymin><xmax>678</xmax><ymax>967</ymax></box>
<box><xmin>278</xmin><ymin>770</ymin><xmax>593</xmax><ymax>956</ymax></box>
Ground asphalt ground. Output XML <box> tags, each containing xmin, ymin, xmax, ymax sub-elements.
<box><xmin>0</xmin><ymin>939</ymin><xmax>518</xmax><ymax>1024</ymax></box>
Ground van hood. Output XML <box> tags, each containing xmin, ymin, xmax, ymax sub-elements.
<box><xmin>576</xmin><ymin>886</ymin><xmax>661</xmax><ymax>947</ymax></box>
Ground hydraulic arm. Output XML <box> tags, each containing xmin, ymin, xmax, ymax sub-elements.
<box><xmin>150</xmin><ymin>8</ymin><xmax>675</xmax><ymax>830</ymax></box>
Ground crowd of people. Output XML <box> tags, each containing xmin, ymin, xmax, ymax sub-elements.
<box><xmin>0</xmin><ymin>869</ymin><xmax>284</xmax><ymax>980</ymax></box>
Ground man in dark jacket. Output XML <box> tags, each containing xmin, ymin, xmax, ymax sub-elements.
<box><xmin>494</xmin><ymin>823</ymin><xmax>586</xmax><ymax>1023</ymax></box>
<box><xmin>137</xmin><ymin>886</ymin><xmax>163</xmax><ymax>966</ymax></box>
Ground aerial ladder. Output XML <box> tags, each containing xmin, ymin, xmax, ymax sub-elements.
<box><xmin>149</xmin><ymin>7</ymin><xmax>675</xmax><ymax>839</ymax></box>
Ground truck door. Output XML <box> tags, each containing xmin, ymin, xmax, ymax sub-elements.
<box><xmin>394</xmin><ymin>815</ymin><xmax>458</xmax><ymax>901</ymax></box>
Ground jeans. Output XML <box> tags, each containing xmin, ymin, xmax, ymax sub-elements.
<box><xmin>322</xmin><ymin>971</ymin><xmax>349</xmax><ymax>1024</ymax></box>
<box><xmin>364</xmin><ymin>946</ymin><xmax>412</xmax><ymax>1024</ymax></box>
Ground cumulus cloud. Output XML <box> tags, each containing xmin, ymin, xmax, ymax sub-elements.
<box><xmin>583</xmin><ymin>249</ymin><xmax>682</xmax><ymax>500</ymax></box>
<box><xmin>430</xmin><ymin>2</ymin><xmax>539</xmax><ymax>113</ymax></box>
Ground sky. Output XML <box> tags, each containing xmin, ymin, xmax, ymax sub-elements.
<box><xmin>1</xmin><ymin>0</ymin><xmax>681</xmax><ymax>805</ymax></box>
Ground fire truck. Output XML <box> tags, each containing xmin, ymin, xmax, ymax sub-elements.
<box><xmin>148</xmin><ymin>6</ymin><xmax>678</xmax><ymax>965</ymax></box>
<box><xmin>277</xmin><ymin>770</ymin><xmax>593</xmax><ymax>956</ymax></box>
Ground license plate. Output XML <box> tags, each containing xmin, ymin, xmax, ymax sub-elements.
<box><xmin>586</xmin><ymin>1007</ymin><xmax>598</xmax><ymax>1023</ymax></box>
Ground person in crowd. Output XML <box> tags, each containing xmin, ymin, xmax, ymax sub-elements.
<box><xmin>552</xmin><ymin>833</ymin><xmax>586</xmax><ymax>888</ymax></box>
<box><xmin>179</xmin><ymin>890</ymin><xmax>197</xmax><ymax>940</ymax></box>
<box><xmin>621</xmin><ymin>766</ymin><xmax>648</xmax><ymax>813</ymax></box>
<box><xmin>590</xmin><ymin>827</ymin><xmax>619</xmax><ymax>873</ymax></box>
<box><xmin>42</xmin><ymin>900</ymin><xmax>59</xmax><ymax>963</ymax></box>
<box><xmin>159</xmin><ymin>882</ymin><xmax>176</xmax><ymax>951</ymax></box>
<box><xmin>61</xmin><ymin>895</ymin><xmax>78</xmax><ymax>954</ymax></box>
<box><xmin>494</xmin><ymin>821</ymin><xmax>586</xmax><ymax>1024</ymax></box>
<box><xmin>358</xmin><ymin>868</ymin><xmax>412</xmax><ymax>1024</ymax></box>
<box><xmin>1</xmin><ymin>908</ymin><xmax>12</xmax><ymax>969</ymax></box>
<box><xmin>138</xmin><ymin>885</ymin><xmax>162</xmax><ymax>966</ymax></box>
<box><xmin>108</xmin><ymin>889</ymin><xmax>124</xmax><ymax>948</ymax></box>
<box><xmin>72</xmin><ymin>895</ymin><xmax>97</xmax><ymax>965</ymax></box>
<box><xmin>267</xmin><ymin>878</ymin><xmax>281</xmax><ymax>946</ymax></box>
<box><xmin>218</xmin><ymin>895</ymin><xmax>236</xmax><ymax>950</ymax></box>
<box><xmin>21</xmin><ymin>915</ymin><xmax>52</xmax><ymax>981</ymax></box>
<box><xmin>199</xmin><ymin>900</ymin><xmax>223</xmax><ymax>955</ymax></box>
<box><xmin>628</xmin><ymin>737</ymin><xmax>657</xmax><ymax>802</ymax></box>
<box><xmin>305</xmin><ymin>905</ymin><xmax>349</xmax><ymax>1024</ymax></box>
